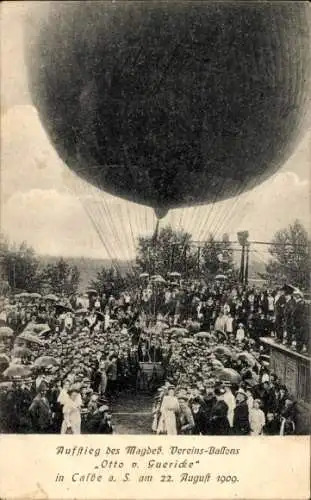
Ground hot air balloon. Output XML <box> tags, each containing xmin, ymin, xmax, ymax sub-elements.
<box><xmin>26</xmin><ymin>1</ymin><xmax>310</xmax><ymax>221</ymax></box>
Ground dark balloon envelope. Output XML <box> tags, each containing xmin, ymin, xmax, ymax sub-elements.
<box><xmin>26</xmin><ymin>1</ymin><xmax>310</xmax><ymax>217</ymax></box>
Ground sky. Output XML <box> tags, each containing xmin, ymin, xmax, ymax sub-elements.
<box><xmin>1</xmin><ymin>2</ymin><xmax>310</xmax><ymax>264</ymax></box>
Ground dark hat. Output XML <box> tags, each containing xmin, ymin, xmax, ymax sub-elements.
<box><xmin>282</xmin><ymin>284</ymin><xmax>295</xmax><ymax>295</ymax></box>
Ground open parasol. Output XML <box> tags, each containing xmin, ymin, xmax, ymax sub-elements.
<box><xmin>169</xmin><ymin>327</ymin><xmax>189</xmax><ymax>336</ymax></box>
<box><xmin>151</xmin><ymin>275</ymin><xmax>166</xmax><ymax>284</ymax></box>
<box><xmin>55</xmin><ymin>303</ymin><xmax>74</xmax><ymax>315</ymax></box>
<box><xmin>18</xmin><ymin>332</ymin><xmax>45</xmax><ymax>346</ymax></box>
<box><xmin>139</xmin><ymin>273</ymin><xmax>149</xmax><ymax>278</ymax></box>
<box><xmin>3</xmin><ymin>364</ymin><xmax>33</xmax><ymax>378</ymax></box>
<box><xmin>213</xmin><ymin>345</ymin><xmax>233</xmax><ymax>357</ymax></box>
<box><xmin>33</xmin><ymin>356</ymin><xmax>59</xmax><ymax>368</ymax></box>
<box><xmin>194</xmin><ymin>332</ymin><xmax>211</xmax><ymax>339</ymax></box>
<box><xmin>44</xmin><ymin>293</ymin><xmax>59</xmax><ymax>301</ymax></box>
<box><xmin>180</xmin><ymin>338</ymin><xmax>195</xmax><ymax>344</ymax></box>
<box><xmin>24</xmin><ymin>324</ymin><xmax>51</xmax><ymax>336</ymax></box>
<box><xmin>237</xmin><ymin>352</ymin><xmax>257</xmax><ymax>367</ymax></box>
<box><xmin>75</xmin><ymin>308</ymin><xmax>89</xmax><ymax>315</ymax></box>
<box><xmin>213</xmin><ymin>368</ymin><xmax>241</xmax><ymax>384</ymax></box>
<box><xmin>0</xmin><ymin>326</ymin><xmax>14</xmax><ymax>338</ymax></box>
<box><xmin>29</xmin><ymin>292</ymin><xmax>42</xmax><ymax>299</ymax></box>
<box><xmin>215</xmin><ymin>274</ymin><xmax>228</xmax><ymax>280</ymax></box>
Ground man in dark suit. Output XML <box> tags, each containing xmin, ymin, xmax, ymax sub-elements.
<box><xmin>209</xmin><ymin>387</ymin><xmax>230</xmax><ymax>435</ymax></box>
<box><xmin>233</xmin><ymin>388</ymin><xmax>250</xmax><ymax>435</ymax></box>
<box><xmin>29</xmin><ymin>381</ymin><xmax>53</xmax><ymax>433</ymax></box>
<box><xmin>191</xmin><ymin>397</ymin><xmax>208</xmax><ymax>435</ymax></box>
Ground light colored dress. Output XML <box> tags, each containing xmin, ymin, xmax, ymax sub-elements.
<box><xmin>157</xmin><ymin>395</ymin><xmax>180</xmax><ymax>435</ymax></box>
<box><xmin>224</xmin><ymin>390</ymin><xmax>236</xmax><ymax>428</ymax></box>
<box><xmin>57</xmin><ymin>388</ymin><xmax>70</xmax><ymax>406</ymax></box>
<box><xmin>61</xmin><ymin>399</ymin><xmax>81</xmax><ymax>434</ymax></box>
<box><xmin>249</xmin><ymin>408</ymin><xmax>266</xmax><ymax>435</ymax></box>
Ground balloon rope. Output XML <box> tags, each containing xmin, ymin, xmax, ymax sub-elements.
<box><xmin>215</xmin><ymin>175</ymin><xmax>260</xmax><ymax>238</ymax></box>
<box><xmin>196</xmin><ymin>176</ymin><xmax>227</xmax><ymax>241</ymax></box>
<box><xmin>74</xmin><ymin>182</ymin><xmax>120</xmax><ymax>273</ymax></box>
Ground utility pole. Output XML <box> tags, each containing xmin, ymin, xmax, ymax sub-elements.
<box><xmin>197</xmin><ymin>246</ymin><xmax>201</xmax><ymax>276</ymax></box>
<box><xmin>245</xmin><ymin>242</ymin><xmax>250</xmax><ymax>286</ymax></box>
<box><xmin>237</xmin><ymin>231</ymin><xmax>249</xmax><ymax>286</ymax></box>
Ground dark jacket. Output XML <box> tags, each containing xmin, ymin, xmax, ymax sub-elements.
<box><xmin>233</xmin><ymin>401</ymin><xmax>250</xmax><ymax>435</ymax></box>
<box><xmin>209</xmin><ymin>400</ymin><xmax>230</xmax><ymax>435</ymax></box>
<box><xmin>192</xmin><ymin>408</ymin><xmax>209</xmax><ymax>435</ymax></box>
<box><xmin>29</xmin><ymin>395</ymin><xmax>52</xmax><ymax>433</ymax></box>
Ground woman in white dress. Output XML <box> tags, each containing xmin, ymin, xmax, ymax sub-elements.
<box><xmin>157</xmin><ymin>386</ymin><xmax>180</xmax><ymax>435</ymax></box>
<box><xmin>249</xmin><ymin>399</ymin><xmax>266</xmax><ymax>435</ymax></box>
<box><xmin>57</xmin><ymin>379</ymin><xmax>70</xmax><ymax>407</ymax></box>
<box><xmin>61</xmin><ymin>388</ymin><xmax>82</xmax><ymax>434</ymax></box>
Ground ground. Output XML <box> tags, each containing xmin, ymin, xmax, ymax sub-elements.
<box><xmin>111</xmin><ymin>392</ymin><xmax>154</xmax><ymax>434</ymax></box>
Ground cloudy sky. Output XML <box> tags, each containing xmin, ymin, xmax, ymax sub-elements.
<box><xmin>1</xmin><ymin>2</ymin><xmax>310</xmax><ymax>264</ymax></box>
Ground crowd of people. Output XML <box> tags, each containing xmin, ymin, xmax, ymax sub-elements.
<box><xmin>0</xmin><ymin>276</ymin><xmax>309</xmax><ymax>435</ymax></box>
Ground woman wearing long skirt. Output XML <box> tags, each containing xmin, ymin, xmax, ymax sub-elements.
<box><xmin>157</xmin><ymin>386</ymin><xmax>180</xmax><ymax>435</ymax></box>
<box><xmin>61</xmin><ymin>388</ymin><xmax>81</xmax><ymax>434</ymax></box>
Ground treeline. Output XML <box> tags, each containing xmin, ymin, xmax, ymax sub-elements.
<box><xmin>0</xmin><ymin>219</ymin><xmax>309</xmax><ymax>296</ymax></box>
<box><xmin>0</xmin><ymin>238</ymin><xmax>80</xmax><ymax>296</ymax></box>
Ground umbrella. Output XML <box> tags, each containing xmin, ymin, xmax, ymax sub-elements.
<box><xmin>0</xmin><ymin>381</ymin><xmax>13</xmax><ymax>390</ymax></box>
<box><xmin>215</xmin><ymin>274</ymin><xmax>228</xmax><ymax>280</ymax></box>
<box><xmin>3</xmin><ymin>364</ymin><xmax>33</xmax><ymax>378</ymax></box>
<box><xmin>282</xmin><ymin>284</ymin><xmax>296</xmax><ymax>295</ymax></box>
<box><xmin>213</xmin><ymin>346</ymin><xmax>233</xmax><ymax>357</ymax></box>
<box><xmin>170</xmin><ymin>327</ymin><xmax>188</xmax><ymax>336</ymax></box>
<box><xmin>24</xmin><ymin>324</ymin><xmax>50</xmax><ymax>335</ymax></box>
<box><xmin>210</xmin><ymin>359</ymin><xmax>224</xmax><ymax>369</ymax></box>
<box><xmin>213</xmin><ymin>368</ymin><xmax>241</xmax><ymax>384</ymax></box>
<box><xmin>19</xmin><ymin>292</ymin><xmax>30</xmax><ymax>298</ymax></box>
<box><xmin>44</xmin><ymin>293</ymin><xmax>59</xmax><ymax>301</ymax></box>
<box><xmin>0</xmin><ymin>326</ymin><xmax>14</xmax><ymax>338</ymax></box>
<box><xmin>168</xmin><ymin>272</ymin><xmax>181</xmax><ymax>277</ymax></box>
<box><xmin>152</xmin><ymin>276</ymin><xmax>166</xmax><ymax>284</ymax></box>
<box><xmin>75</xmin><ymin>308</ymin><xmax>89</xmax><ymax>315</ymax></box>
<box><xmin>194</xmin><ymin>332</ymin><xmax>211</xmax><ymax>339</ymax></box>
<box><xmin>55</xmin><ymin>303</ymin><xmax>74</xmax><ymax>315</ymax></box>
<box><xmin>33</xmin><ymin>356</ymin><xmax>59</xmax><ymax>368</ymax></box>
<box><xmin>139</xmin><ymin>273</ymin><xmax>149</xmax><ymax>278</ymax></box>
<box><xmin>29</xmin><ymin>292</ymin><xmax>42</xmax><ymax>299</ymax></box>
<box><xmin>12</xmin><ymin>347</ymin><xmax>32</xmax><ymax>358</ymax></box>
<box><xmin>18</xmin><ymin>332</ymin><xmax>45</xmax><ymax>346</ymax></box>
<box><xmin>181</xmin><ymin>338</ymin><xmax>195</xmax><ymax>344</ymax></box>
<box><xmin>237</xmin><ymin>352</ymin><xmax>257</xmax><ymax>367</ymax></box>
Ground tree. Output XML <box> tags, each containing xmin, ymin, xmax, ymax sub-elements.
<box><xmin>136</xmin><ymin>225</ymin><xmax>199</xmax><ymax>278</ymax></box>
<box><xmin>89</xmin><ymin>266</ymin><xmax>128</xmax><ymax>297</ymax></box>
<box><xmin>41</xmin><ymin>258</ymin><xmax>80</xmax><ymax>296</ymax></box>
<box><xmin>1</xmin><ymin>237</ymin><xmax>40</xmax><ymax>292</ymax></box>
<box><xmin>201</xmin><ymin>233</ymin><xmax>235</xmax><ymax>278</ymax></box>
<box><xmin>265</xmin><ymin>220</ymin><xmax>310</xmax><ymax>289</ymax></box>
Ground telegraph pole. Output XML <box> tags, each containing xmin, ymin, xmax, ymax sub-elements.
<box><xmin>237</xmin><ymin>231</ymin><xmax>249</xmax><ymax>285</ymax></box>
<box><xmin>245</xmin><ymin>242</ymin><xmax>250</xmax><ymax>286</ymax></box>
